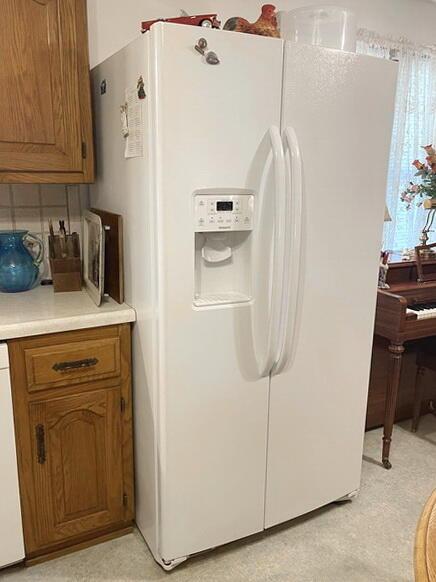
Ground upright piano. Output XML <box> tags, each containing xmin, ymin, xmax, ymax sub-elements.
<box><xmin>375</xmin><ymin>256</ymin><xmax>436</xmax><ymax>468</ymax></box>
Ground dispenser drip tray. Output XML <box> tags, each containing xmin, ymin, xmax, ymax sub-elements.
<box><xmin>193</xmin><ymin>291</ymin><xmax>251</xmax><ymax>308</ymax></box>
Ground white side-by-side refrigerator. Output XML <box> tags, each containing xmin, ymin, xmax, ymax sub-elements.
<box><xmin>91</xmin><ymin>23</ymin><xmax>397</xmax><ymax>570</ymax></box>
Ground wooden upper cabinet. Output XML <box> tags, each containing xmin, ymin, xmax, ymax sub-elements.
<box><xmin>0</xmin><ymin>0</ymin><xmax>94</xmax><ymax>183</ymax></box>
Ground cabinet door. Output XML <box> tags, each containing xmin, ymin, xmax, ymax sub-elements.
<box><xmin>29</xmin><ymin>388</ymin><xmax>124</xmax><ymax>547</ymax></box>
<box><xmin>0</xmin><ymin>0</ymin><xmax>93</xmax><ymax>181</ymax></box>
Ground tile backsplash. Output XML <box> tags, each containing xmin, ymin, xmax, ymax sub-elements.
<box><xmin>0</xmin><ymin>184</ymin><xmax>89</xmax><ymax>279</ymax></box>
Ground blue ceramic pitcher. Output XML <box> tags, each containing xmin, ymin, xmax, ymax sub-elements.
<box><xmin>0</xmin><ymin>230</ymin><xmax>44</xmax><ymax>293</ymax></box>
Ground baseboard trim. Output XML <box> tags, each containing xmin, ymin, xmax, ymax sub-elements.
<box><xmin>25</xmin><ymin>525</ymin><xmax>134</xmax><ymax>567</ymax></box>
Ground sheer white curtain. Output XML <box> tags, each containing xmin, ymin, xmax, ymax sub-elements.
<box><xmin>357</xmin><ymin>30</ymin><xmax>436</xmax><ymax>251</ymax></box>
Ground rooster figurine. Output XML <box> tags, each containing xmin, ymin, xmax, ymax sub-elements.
<box><xmin>224</xmin><ymin>4</ymin><xmax>280</xmax><ymax>38</ymax></box>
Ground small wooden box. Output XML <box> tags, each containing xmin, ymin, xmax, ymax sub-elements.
<box><xmin>49</xmin><ymin>257</ymin><xmax>82</xmax><ymax>293</ymax></box>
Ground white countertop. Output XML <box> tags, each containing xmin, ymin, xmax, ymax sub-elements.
<box><xmin>0</xmin><ymin>286</ymin><xmax>136</xmax><ymax>341</ymax></box>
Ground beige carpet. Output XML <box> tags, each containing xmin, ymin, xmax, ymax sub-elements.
<box><xmin>4</xmin><ymin>415</ymin><xmax>436</xmax><ymax>582</ymax></box>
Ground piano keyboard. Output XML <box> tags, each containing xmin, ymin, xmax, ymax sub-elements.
<box><xmin>407</xmin><ymin>303</ymin><xmax>436</xmax><ymax>319</ymax></box>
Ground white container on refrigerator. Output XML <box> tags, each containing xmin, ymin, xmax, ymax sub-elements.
<box><xmin>0</xmin><ymin>343</ymin><xmax>25</xmax><ymax>569</ymax></box>
<box><xmin>279</xmin><ymin>6</ymin><xmax>357</xmax><ymax>52</ymax></box>
<box><xmin>91</xmin><ymin>24</ymin><xmax>397</xmax><ymax>570</ymax></box>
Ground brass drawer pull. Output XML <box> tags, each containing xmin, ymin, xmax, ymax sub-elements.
<box><xmin>35</xmin><ymin>424</ymin><xmax>46</xmax><ymax>464</ymax></box>
<box><xmin>52</xmin><ymin>357</ymin><xmax>99</xmax><ymax>373</ymax></box>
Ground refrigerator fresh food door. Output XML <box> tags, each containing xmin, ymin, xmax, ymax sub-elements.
<box><xmin>265</xmin><ymin>43</ymin><xmax>397</xmax><ymax>528</ymax></box>
<box><xmin>149</xmin><ymin>24</ymin><xmax>284</xmax><ymax>561</ymax></box>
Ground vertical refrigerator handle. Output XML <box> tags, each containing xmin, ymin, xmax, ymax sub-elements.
<box><xmin>258</xmin><ymin>126</ymin><xmax>287</xmax><ymax>377</ymax></box>
<box><xmin>273</xmin><ymin>126</ymin><xmax>303</xmax><ymax>375</ymax></box>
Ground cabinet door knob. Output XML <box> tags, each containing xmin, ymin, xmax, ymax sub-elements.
<box><xmin>52</xmin><ymin>357</ymin><xmax>99</xmax><ymax>373</ymax></box>
<box><xmin>35</xmin><ymin>424</ymin><xmax>46</xmax><ymax>465</ymax></box>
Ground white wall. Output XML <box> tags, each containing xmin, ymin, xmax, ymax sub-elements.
<box><xmin>87</xmin><ymin>0</ymin><xmax>436</xmax><ymax>67</ymax></box>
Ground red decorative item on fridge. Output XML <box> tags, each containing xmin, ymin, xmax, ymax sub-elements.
<box><xmin>224</xmin><ymin>4</ymin><xmax>280</xmax><ymax>38</ymax></box>
<box><xmin>141</xmin><ymin>14</ymin><xmax>221</xmax><ymax>33</ymax></box>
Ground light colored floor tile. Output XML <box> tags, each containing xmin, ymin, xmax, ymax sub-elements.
<box><xmin>3</xmin><ymin>416</ymin><xmax>436</xmax><ymax>582</ymax></box>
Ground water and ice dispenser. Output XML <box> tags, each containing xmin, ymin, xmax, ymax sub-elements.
<box><xmin>194</xmin><ymin>189</ymin><xmax>254</xmax><ymax>307</ymax></box>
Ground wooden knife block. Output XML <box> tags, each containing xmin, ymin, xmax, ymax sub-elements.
<box><xmin>49</xmin><ymin>233</ymin><xmax>82</xmax><ymax>292</ymax></box>
<box><xmin>49</xmin><ymin>257</ymin><xmax>82</xmax><ymax>292</ymax></box>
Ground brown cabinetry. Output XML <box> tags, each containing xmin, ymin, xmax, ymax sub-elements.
<box><xmin>0</xmin><ymin>0</ymin><xmax>94</xmax><ymax>183</ymax></box>
<box><xmin>9</xmin><ymin>325</ymin><xmax>133</xmax><ymax>563</ymax></box>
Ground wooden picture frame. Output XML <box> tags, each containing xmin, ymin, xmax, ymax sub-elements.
<box><xmin>90</xmin><ymin>208</ymin><xmax>124</xmax><ymax>304</ymax></box>
<box><xmin>415</xmin><ymin>242</ymin><xmax>436</xmax><ymax>283</ymax></box>
<box><xmin>83</xmin><ymin>210</ymin><xmax>105</xmax><ymax>306</ymax></box>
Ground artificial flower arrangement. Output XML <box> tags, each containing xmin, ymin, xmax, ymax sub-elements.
<box><xmin>400</xmin><ymin>145</ymin><xmax>436</xmax><ymax>210</ymax></box>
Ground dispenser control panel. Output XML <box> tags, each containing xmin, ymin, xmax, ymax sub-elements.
<box><xmin>194</xmin><ymin>194</ymin><xmax>254</xmax><ymax>232</ymax></box>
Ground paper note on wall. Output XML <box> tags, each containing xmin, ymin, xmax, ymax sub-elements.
<box><xmin>124</xmin><ymin>87</ymin><xmax>143</xmax><ymax>158</ymax></box>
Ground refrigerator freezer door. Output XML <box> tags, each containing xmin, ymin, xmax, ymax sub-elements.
<box><xmin>149</xmin><ymin>24</ymin><xmax>284</xmax><ymax>560</ymax></box>
<box><xmin>265</xmin><ymin>43</ymin><xmax>397</xmax><ymax>528</ymax></box>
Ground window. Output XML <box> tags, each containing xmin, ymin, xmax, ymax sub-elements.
<box><xmin>357</xmin><ymin>31</ymin><xmax>436</xmax><ymax>251</ymax></box>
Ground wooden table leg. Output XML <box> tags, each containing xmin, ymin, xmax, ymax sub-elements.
<box><xmin>382</xmin><ymin>341</ymin><xmax>405</xmax><ymax>469</ymax></box>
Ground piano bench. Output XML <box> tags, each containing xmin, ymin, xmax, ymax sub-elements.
<box><xmin>413</xmin><ymin>348</ymin><xmax>436</xmax><ymax>433</ymax></box>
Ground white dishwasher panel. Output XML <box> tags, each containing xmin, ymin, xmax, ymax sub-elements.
<box><xmin>0</xmin><ymin>344</ymin><xmax>25</xmax><ymax>569</ymax></box>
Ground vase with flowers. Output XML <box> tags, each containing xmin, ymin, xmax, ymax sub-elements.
<box><xmin>401</xmin><ymin>144</ymin><xmax>436</xmax><ymax>246</ymax></box>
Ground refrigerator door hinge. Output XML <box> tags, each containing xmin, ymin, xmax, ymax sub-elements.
<box><xmin>81</xmin><ymin>141</ymin><xmax>87</xmax><ymax>159</ymax></box>
<box><xmin>123</xmin><ymin>493</ymin><xmax>128</xmax><ymax>507</ymax></box>
<box><xmin>120</xmin><ymin>397</ymin><xmax>126</xmax><ymax>413</ymax></box>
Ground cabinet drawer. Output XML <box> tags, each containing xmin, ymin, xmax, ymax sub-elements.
<box><xmin>24</xmin><ymin>338</ymin><xmax>120</xmax><ymax>392</ymax></box>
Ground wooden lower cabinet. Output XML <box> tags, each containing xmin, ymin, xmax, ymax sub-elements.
<box><xmin>8</xmin><ymin>324</ymin><xmax>134</xmax><ymax>562</ymax></box>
